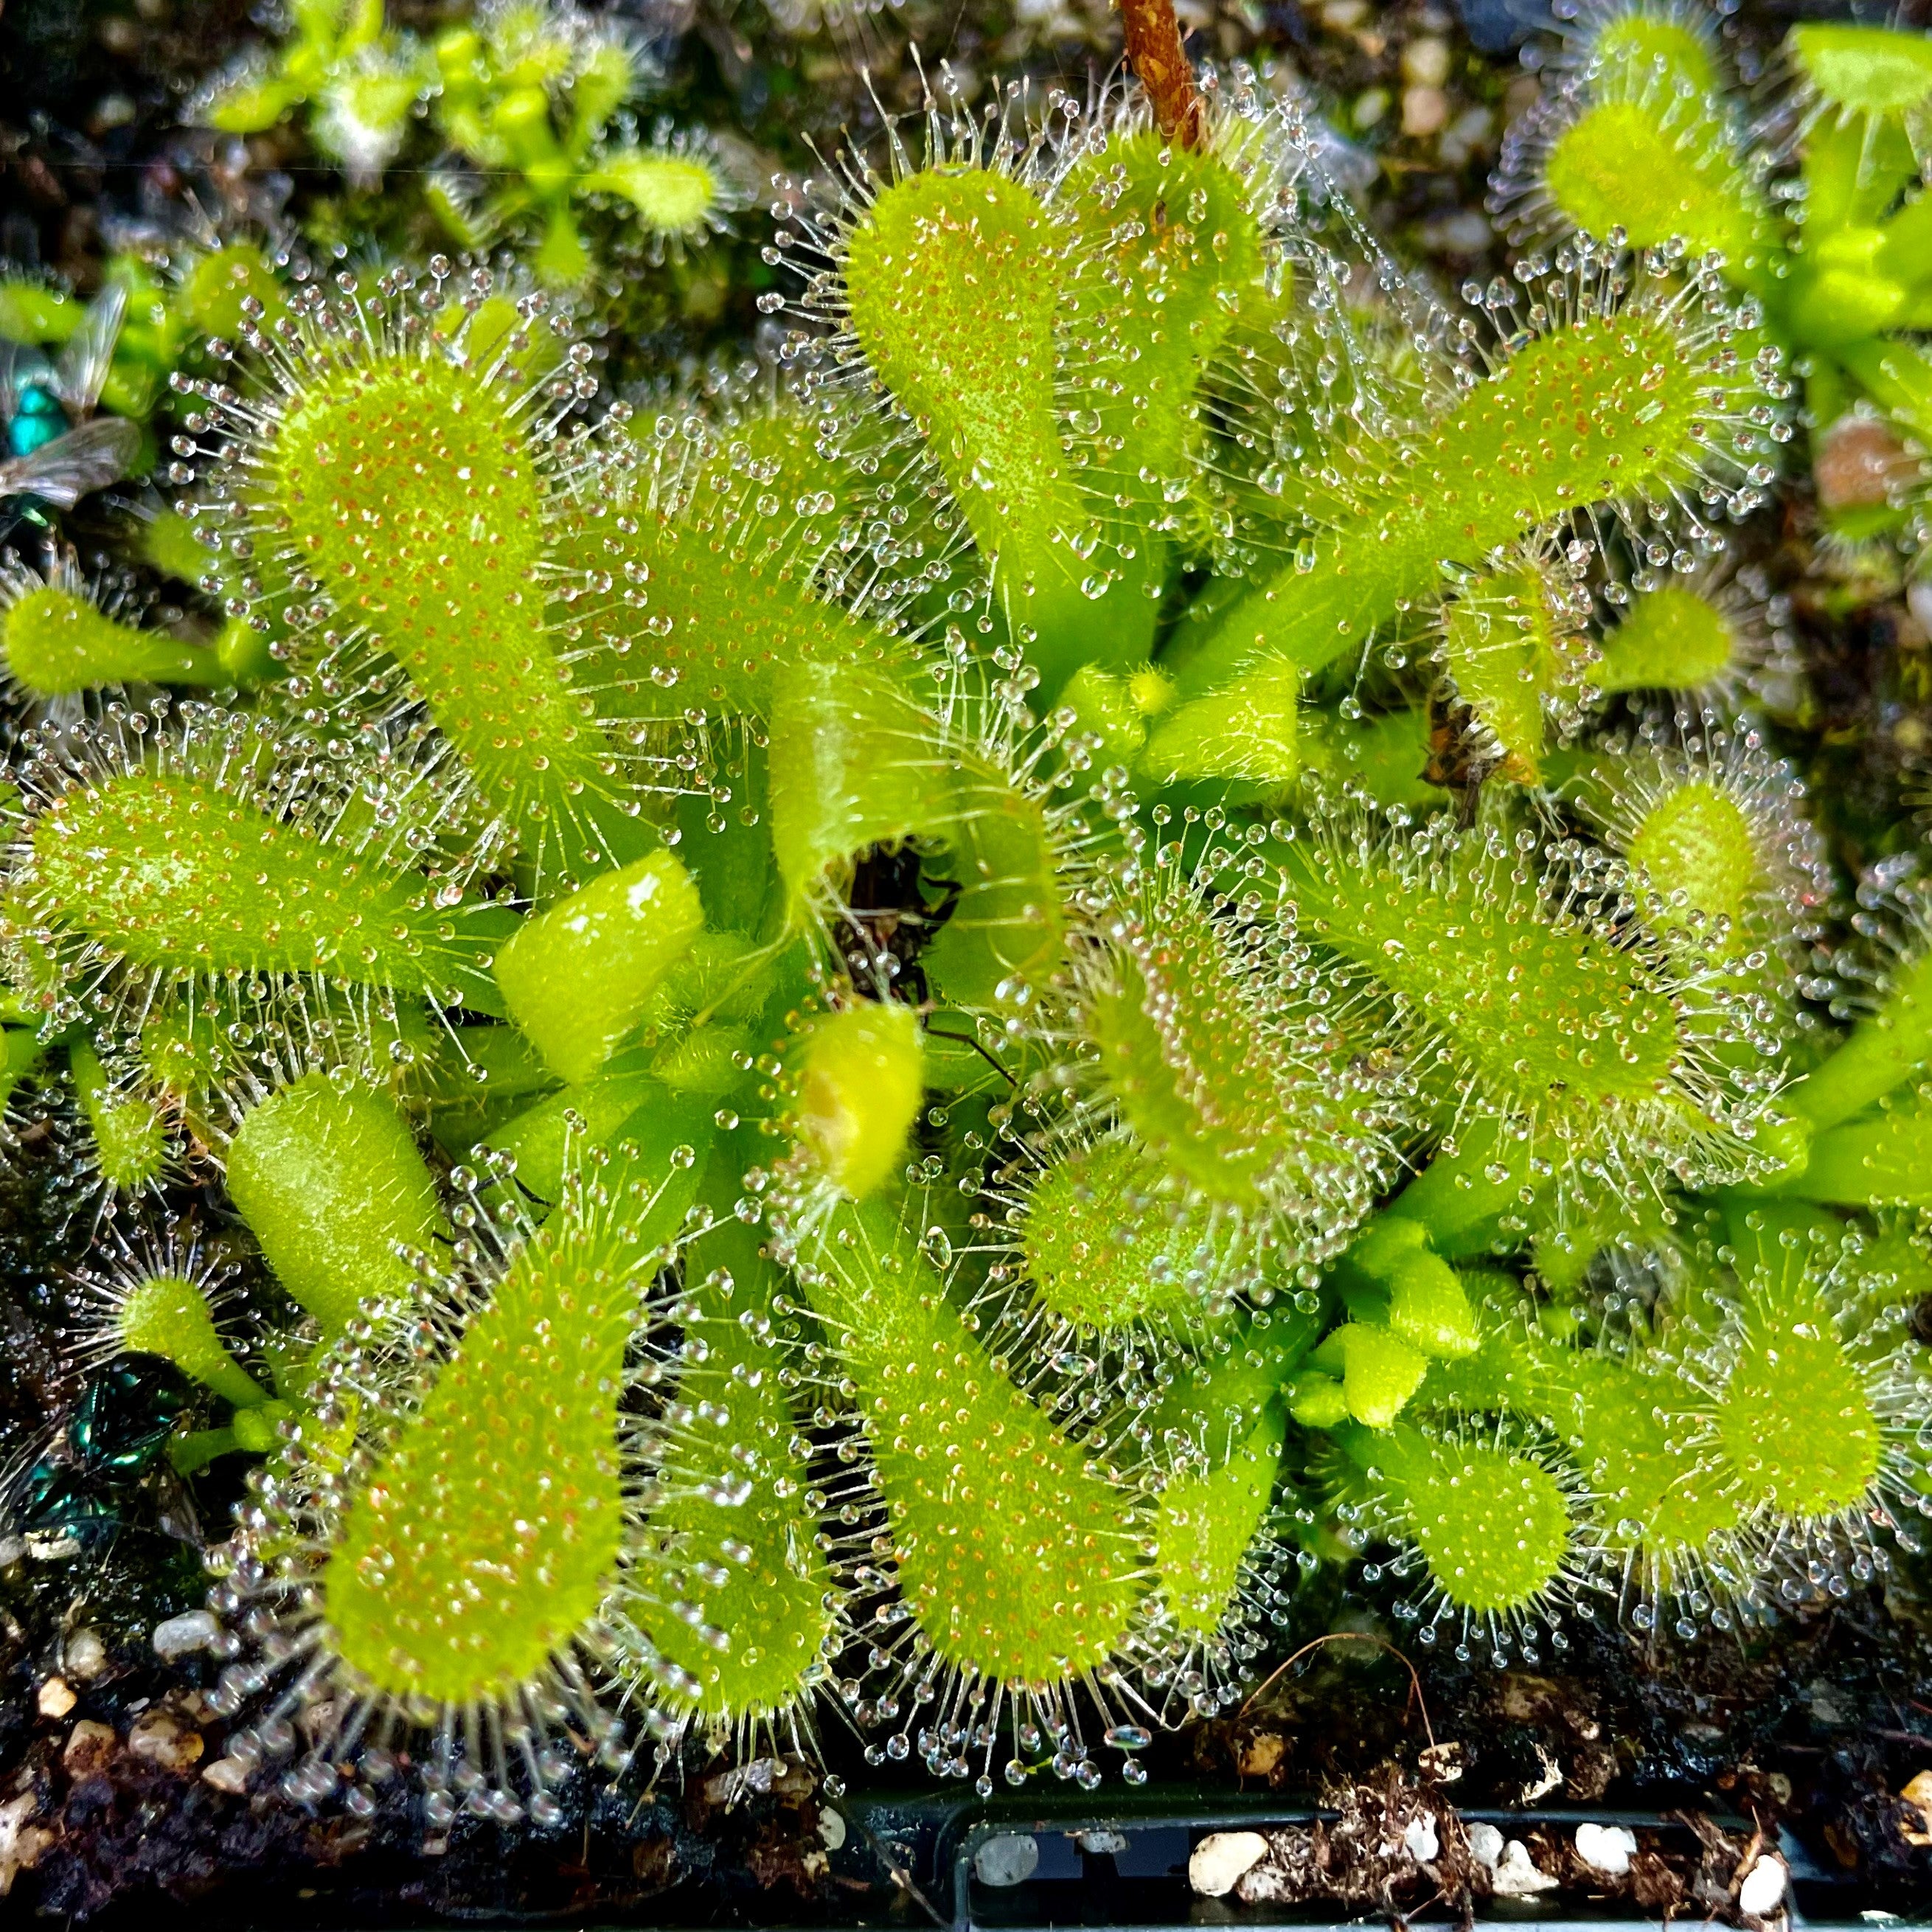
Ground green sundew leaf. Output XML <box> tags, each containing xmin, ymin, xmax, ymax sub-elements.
<box><xmin>263</xmin><ymin>350</ymin><xmax>639</xmax><ymax>884</ymax></box>
<box><xmin>802</xmin><ymin>1203</ymin><xmax>1142</xmax><ymax>1686</ymax></box>
<box><xmin>1169</xmin><ymin>294</ymin><xmax>1780</xmax><ymax>705</ymax></box>
<box><xmin>0</xmin><ymin>281</ymin><xmax>80</xmax><ymax>345</ymax></box>
<box><xmin>1540</xmin><ymin>1349</ymin><xmax>1740</xmax><ymax>1564</ymax></box>
<box><xmin>1057</xmin><ymin>132</ymin><xmax>1266</xmax><ymax>647</ymax></box>
<box><xmin>4</xmin><ymin>585</ymin><xmax>223</xmax><ymax>698</ymax></box>
<box><xmin>1773</xmin><ymin>1082</ymin><xmax>1932</xmax><ymax>1209</ymax></box>
<box><xmin>1437</xmin><ymin>559</ymin><xmax>1589</xmax><ymax>783</ymax></box>
<box><xmin>1789</xmin><ymin>24</ymin><xmax>1932</xmax><ymax>123</ymax></box>
<box><xmin>1627</xmin><ymin>777</ymin><xmax>1760</xmax><ymax>934</ymax></box>
<box><xmin>1155</xmin><ymin>1408</ymin><xmax>1283</xmax><ymax>1640</ymax></box>
<box><xmin>1715</xmin><ymin>1273</ymin><xmax>1880</xmax><ymax>1525</ymax></box>
<box><xmin>1840</xmin><ymin>338</ymin><xmax>1932</xmax><ymax>447</ymax></box>
<box><xmin>1017</xmin><ymin>1139</ymin><xmax>1240</xmax><ymax>1331</ymax></box>
<box><xmin>789</xmin><ymin>1001</ymin><xmax>924</xmax><ymax>1200</ymax></box>
<box><xmin>569</xmin><ymin>446</ymin><xmax>913</xmax><ymax>724</ymax></box>
<box><xmin>1328</xmin><ymin>1322</ymin><xmax>1428</xmax><ymax>1427</ymax></box>
<box><xmin>584</xmin><ymin>150</ymin><xmax>719</xmax><ymax>234</ymax></box>
<box><xmin>485</xmin><ymin>1072</ymin><xmax>712</xmax><ymax>1206</ymax></box>
<box><xmin>1543</xmin><ymin>100</ymin><xmax>1770</xmax><ymax>274</ymax></box>
<box><xmin>0</xmin><ymin>1028</ymin><xmax>44</xmax><ymax>1116</ymax></box>
<box><xmin>765</xmin><ymin>664</ymin><xmax>951</xmax><ymax>908</ymax></box>
<box><xmin>116</xmin><ymin>1271</ymin><xmax>269</xmax><ymax>1411</ymax></box>
<box><xmin>494</xmin><ymin>849</ymin><xmax>706</xmax><ymax>1085</ymax></box>
<box><xmin>566</xmin><ymin>41</ymin><xmax>635</xmax><ymax>151</ymax></box>
<box><xmin>1085</xmin><ymin>879</ymin><xmax>1378</xmax><ymax>1218</ymax></box>
<box><xmin>633</xmin><ymin>1223</ymin><xmax>835</xmax><ymax>1723</ymax></box>
<box><xmin>179</xmin><ymin>241</ymin><xmax>290</xmax><ymax>338</ymax></box>
<box><xmin>1588</xmin><ymin>7</ymin><xmax>1720</xmax><ymax>97</ymax></box>
<box><xmin>1412</xmin><ymin>1288</ymin><xmax>1540</xmax><ymax>1411</ymax></box>
<box><xmin>69</xmin><ymin>1038</ymin><xmax>169</xmax><ymax>1195</ymax></box>
<box><xmin>920</xmin><ymin>748</ymin><xmax>1068</xmax><ymax>1007</ymax></box>
<box><xmin>844</xmin><ymin>168</ymin><xmax>1103</xmax><ymax>691</ymax></box>
<box><xmin>1786</xmin><ymin>215</ymin><xmax>1913</xmax><ymax>345</ymax></box>
<box><xmin>23</xmin><ymin>769</ymin><xmax>510</xmax><ymax>1012</ymax></box>
<box><xmin>1137</xmin><ymin>656</ymin><xmax>1301</xmax><ymax>789</ymax></box>
<box><xmin>1783</xmin><ymin>928</ymin><xmax>1932</xmax><ymax>1133</ymax></box>
<box><xmin>1286</xmin><ymin>845</ymin><xmax>1684</xmax><ymax>1130</ymax></box>
<box><xmin>141</xmin><ymin>510</ymin><xmax>213</xmax><ymax>587</ymax></box>
<box><xmin>1592</xmin><ymin>583</ymin><xmax>1737</xmax><ymax>694</ymax></box>
<box><xmin>322</xmin><ymin>1196</ymin><xmax>647</xmax><ymax>1709</ymax></box>
<box><xmin>204</xmin><ymin>73</ymin><xmax>309</xmax><ymax>135</ymax></box>
<box><xmin>1301</xmin><ymin>706</ymin><xmax>1442</xmax><ymax>812</ymax></box>
<box><xmin>226</xmin><ymin>1073</ymin><xmax>445</xmax><ymax>1342</ymax></box>
<box><xmin>1372</xmin><ymin>1422</ymin><xmax>1574</xmax><ymax>1615</ymax></box>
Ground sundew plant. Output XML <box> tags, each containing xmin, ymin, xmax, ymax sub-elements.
<box><xmin>4</xmin><ymin>0</ymin><xmax>1932</xmax><ymax>1826</ymax></box>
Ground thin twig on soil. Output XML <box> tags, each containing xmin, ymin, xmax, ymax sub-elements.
<box><xmin>1240</xmin><ymin>1631</ymin><xmax>1437</xmax><ymax>1749</ymax></box>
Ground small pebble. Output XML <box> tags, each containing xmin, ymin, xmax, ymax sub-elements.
<box><xmin>973</xmin><ymin>1834</ymin><xmax>1040</xmax><ymax>1888</ymax></box>
<box><xmin>64</xmin><ymin>1630</ymin><xmax>106</xmax><ymax>1681</ymax></box>
<box><xmin>0</xmin><ymin>1537</ymin><xmax>23</xmax><ymax>1569</ymax></box>
<box><xmin>1467</xmin><ymin>1821</ymin><xmax>1505</xmax><ymax>1869</ymax></box>
<box><xmin>1738</xmin><ymin>1853</ymin><xmax>1787</xmax><ymax>1918</ymax></box>
<box><xmin>128</xmin><ymin>1709</ymin><xmax>203</xmax><ymax>1771</ymax></box>
<box><xmin>1353</xmin><ymin>88</ymin><xmax>1391</xmax><ymax>130</ymax></box>
<box><xmin>1078</xmin><ymin>1830</ymin><xmax>1129</xmax><ymax>1855</ymax></box>
<box><xmin>1321</xmin><ymin>0</ymin><xmax>1368</xmax><ymax>23</ymax></box>
<box><xmin>1189</xmin><ymin>1830</ymin><xmax>1269</xmax><ymax>1897</ymax></box>
<box><xmin>1403</xmin><ymin>1814</ymin><xmax>1439</xmax><ymax>1863</ymax></box>
<box><xmin>1403</xmin><ymin>86</ymin><xmax>1449</xmax><ymax>136</ymax></box>
<box><xmin>817</xmin><ymin>1809</ymin><xmax>847</xmax><ymax>1852</ymax></box>
<box><xmin>153</xmin><ymin>1609</ymin><xmax>219</xmax><ymax>1661</ymax></box>
<box><xmin>62</xmin><ymin>1720</ymin><xmax>116</xmax><ymax>1774</ymax></box>
<box><xmin>1908</xmin><ymin>582</ymin><xmax>1932</xmax><ymax>638</ymax></box>
<box><xmin>1574</xmin><ymin>1822</ymin><xmax>1637</xmax><ymax>1877</ymax></box>
<box><xmin>1492</xmin><ymin>1840</ymin><xmax>1560</xmax><ymax>1897</ymax></box>
<box><xmin>1439</xmin><ymin>105</ymin><xmax>1496</xmax><ymax>164</ymax></box>
<box><xmin>1402</xmin><ymin>36</ymin><xmax>1451</xmax><ymax>85</ymax></box>
<box><xmin>35</xmin><ymin>1677</ymin><xmax>75</xmax><ymax>1720</ymax></box>
<box><xmin>201</xmin><ymin>1755</ymin><xmax>252</xmax><ymax>1796</ymax></box>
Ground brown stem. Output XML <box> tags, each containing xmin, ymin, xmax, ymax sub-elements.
<box><xmin>1118</xmin><ymin>0</ymin><xmax>1203</xmax><ymax>147</ymax></box>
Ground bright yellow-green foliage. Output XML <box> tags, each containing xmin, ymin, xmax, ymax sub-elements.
<box><xmin>636</xmin><ymin>1248</ymin><xmax>833</xmax><ymax>1720</ymax></box>
<box><xmin>1290</xmin><ymin>847</ymin><xmax>1682</xmax><ymax>1123</ymax></box>
<box><xmin>1545</xmin><ymin>102</ymin><xmax>1764</xmax><ymax>262</ymax></box>
<box><xmin>4</xmin><ymin>586</ymin><xmax>221</xmax><ymax>696</ymax></box>
<box><xmin>69</xmin><ymin>1038</ymin><xmax>169</xmax><ymax>1194</ymax></box>
<box><xmin>845</xmin><ymin>169</ymin><xmax>1094</xmax><ymax>668</ymax></box>
<box><xmin>806</xmin><ymin>1210</ymin><xmax>1140</xmax><ymax>1686</ymax></box>
<box><xmin>1627</xmin><ymin>778</ymin><xmax>1759</xmax><ymax>931</ymax></box>
<box><xmin>1155</xmin><ymin>1411</ymin><xmax>1282</xmax><ymax>1639</ymax></box>
<box><xmin>324</xmin><ymin>1204</ymin><xmax>636</xmax><ymax>1708</ymax></box>
<box><xmin>263</xmin><ymin>352</ymin><xmax>624</xmax><ymax>869</ymax></box>
<box><xmin>1717</xmin><ymin>1281</ymin><xmax>1879</xmax><ymax>1523</ymax></box>
<box><xmin>494</xmin><ymin>849</ymin><xmax>706</xmax><ymax>1084</ymax></box>
<box><xmin>1018</xmin><ymin>1139</ymin><xmax>1231</xmax><ymax>1330</ymax></box>
<box><xmin>1179</xmin><ymin>305</ymin><xmax>1763</xmax><ymax>692</ymax></box>
<box><xmin>117</xmin><ymin>1272</ymin><xmax>270</xmax><ymax>1411</ymax></box>
<box><xmin>1376</xmin><ymin>1425</ymin><xmax>1571</xmax><ymax>1614</ymax></box>
<box><xmin>25</xmin><ymin>769</ymin><xmax>501</xmax><ymax>1004</ymax></box>
<box><xmin>790</xmin><ymin>1000</ymin><xmax>924</xmax><ymax>1200</ymax></box>
<box><xmin>1591</xmin><ymin>10</ymin><xmax>1719</xmax><ymax>94</ymax></box>
<box><xmin>1594</xmin><ymin>585</ymin><xmax>1737</xmax><ymax>694</ymax></box>
<box><xmin>1087</xmin><ymin>883</ymin><xmax>1335</xmax><ymax>1212</ymax></box>
<box><xmin>226</xmin><ymin>1072</ymin><xmax>445</xmax><ymax>1341</ymax></box>
<box><xmin>1546</xmin><ymin>1352</ymin><xmax>1739</xmax><ymax>1565</ymax></box>
<box><xmin>1438</xmin><ymin>560</ymin><xmax>1583</xmax><ymax>782</ymax></box>
<box><xmin>573</xmin><ymin>498</ymin><xmax>902</xmax><ymax>720</ymax></box>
